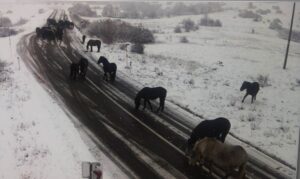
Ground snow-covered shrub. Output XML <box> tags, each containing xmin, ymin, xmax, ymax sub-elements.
<box><xmin>131</xmin><ymin>43</ymin><xmax>144</xmax><ymax>54</ymax></box>
<box><xmin>0</xmin><ymin>60</ymin><xmax>9</xmax><ymax>83</ymax></box>
<box><xmin>154</xmin><ymin>67</ymin><xmax>163</xmax><ymax>76</ymax></box>
<box><xmin>296</xmin><ymin>79</ymin><xmax>300</xmax><ymax>86</ymax></box>
<box><xmin>278</xmin><ymin>29</ymin><xmax>300</xmax><ymax>43</ymax></box>
<box><xmin>174</xmin><ymin>26</ymin><xmax>182</xmax><ymax>33</ymax></box>
<box><xmin>200</xmin><ymin>15</ymin><xmax>222</xmax><ymax>27</ymax></box>
<box><xmin>269</xmin><ymin>18</ymin><xmax>282</xmax><ymax>30</ymax></box>
<box><xmin>181</xmin><ymin>18</ymin><xmax>197</xmax><ymax>32</ymax></box>
<box><xmin>256</xmin><ymin>74</ymin><xmax>271</xmax><ymax>87</ymax></box>
<box><xmin>256</xmin><ymin>9</ymin><xmax>271</xmax><ymax>15</ymax></box>
<box><xmin>0</xmin><ymin>28</ymin><xmax>18</xmax><ymax>37</ymax></box>
<box><xmin>14</xmin><ymin>18</ymin><xmax>28</xmax><ymax>26</ymax></box>
<box><xmin>238</xmin><ymin>10</ymin><xmax>262</xmax><ymax>21</ymax></box>
<box><xmin>69</xmin><ymin>3</ymin><xmax>97</xmax><ymax>17</ymax></box>
<box><xmin>86</xmin><ymin>19</ymin><xmax>154</xmax><ymax>44</ymax></box>
<box><xmin>0</xmin><ymin>17</ymin><xmax>12</xmax><ymax>27</ymax></box>
<box><xmin>272</xmin><ymin>6</ymin><xmax>282</xmax><ymax>14</ymax></box>
<box><xmin>180</xmin><ymin>36</ymin><xmax>189</xmax><ymax>43</ymax></box>
<box><xmin>246</xmin><ymin>113</ymin><xmax>255</xmax><ymax>122</ymax></box>
<box><xmin>38</xmin><ymin>8</ymin><xmax>45</xmax><ymax>14</ymax></box>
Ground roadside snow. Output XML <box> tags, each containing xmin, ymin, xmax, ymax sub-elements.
<box><xmin>0</xmin><ymin>3</ymin><xmax>127</xmax><ymax>179</ymax></box>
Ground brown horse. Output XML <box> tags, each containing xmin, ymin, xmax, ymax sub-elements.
<box><xmin>189</xmin><ymin>138</ymin><xmax>247</xmax><ymax>179</ymax></box>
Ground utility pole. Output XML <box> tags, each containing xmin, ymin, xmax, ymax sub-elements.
<box><xmin>297</xmin><ymin>128</ymin><xmax>300</xmax><ymax>179</ymax></box>
<box><xmin>283</xmin><ymin>2</ymin><xmax>296</xmax><ymax>70</ymax></box>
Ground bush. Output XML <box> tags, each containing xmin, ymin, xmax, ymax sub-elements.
<box><xmin>174</xmin><ymin>26</ymin><xmax>182</xmax><ymax>33</ymax></box>
<box><xmin>181</xmin><ymin>19</ymin><xmax>197</xmax><ymax>32</ymax></box>
<box><xmin>69</xmin><ymin>3</ymin><xmax>97</xmax><ymax>17</ymax></box>
<box><xmin>14</xmin><ymin>18</ymin><xmax>28</xmax><ymax>26</ymax></box>
<box><xmin>180</xmin><ymin>36</ymin><xmax>189</xmax><ymax>43</ymax></box>
<box><xmin>200</xmin><ymin>15</ymin><xmax>222</xmax><ymax>27</ymax></box>
<box><xmin>131</xmin><ymin>43</ymin><xmax>144</xmax><ymax>54</ymax></box>
<box><xmin>278</xmin><ymin>28</ymin><xmax>300</xmax><ymax>43</ymax></box>
<box><xmin>256</xmin><ymin>9</ymin><xmax>271</xmax><ymax>15</ymax></box>
<box><xmin>0</xmin><ymin>17</ymin><xmax>12</xmax><ymax>27</ymax></box>
<box><xmin>256</xmin><ymin>74</ymin><xmax>271</xmax><ymax>87</ymax></box>
<box><xmin>0</xmin><ymin>28</ymin><xmax>18</xmax><ymax>37</ymax></box>
<box><xmin>269</xmin><ymin>18</ymin><xmax>282</xmax><ymax>30</ymax></box>
<box><xmin>238</xmin><ymin>10</ymin><xmax>262</xmax><ymax>21</ymax></box>
<box><xmin>86</xmin><ymin>19</ymin><xmax>154</xmax><ymax>44</ymax></box>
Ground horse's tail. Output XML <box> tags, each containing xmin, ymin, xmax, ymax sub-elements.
<box><xmin>238</xmin><ymin>162</ymin><xmax>247</xmax><ymax>179</ymax></box>
<box><xmin>111</xmin><ymin>64</ymin><xmax>117</xmax><ymax>82</ymax></box>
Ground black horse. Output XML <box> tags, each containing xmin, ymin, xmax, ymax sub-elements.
<box><xmin>39</xmin><ymin>27</ymin><xmax>56</xmax><ymax>42</ymax></box>
<box><xmin>87</xmin><ymin>39</ymin><xmax>101</xmax><ymax>52</ymax></box>
<box><xmin>79</xmin><ymin>57</ymin><xmax>88</xmax><ymax>78</ymax></box>
<box><xmin>70</xmin><ymin>62</ymin><xmax>80</xmax><ymax>80</ymax></box>
<box><xmin>240</xmin><ymin>81</ymin><xmax>260</xmax><ymax>103</ymax></box>
<box><xmin>55</xmin><ymin>26</ymin><xmax>64</xmax><ymax>44</ymax></box>
<box><xmin>97</xmin><ymin>56</ymin><xmax>117</xmax><ymax>82</ymax></box>
<box><xmin>135</xmin><ymin>87</ymin><xmax>167</xmax><ymax>113</ymax></box>
<box><xmin>186</xmin><ymin>117</ymin><xmax>231</xmax><ymax>154</ymax></box>
<box><xmin>36</xmin><ymin>27</ymin><xmax>41</xmax><ymax>37</ymax></box>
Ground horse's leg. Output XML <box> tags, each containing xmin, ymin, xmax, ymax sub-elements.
<box><xmin>161</xmin><ymin>98</ymin><xmax>165</xmax><ymax>112</ymax></box>
<box><xmin>143</xmin><ymin>99</ymin><xmax>147</xmax><ymax>110</ymax></box>
<box><xmin>97</xmin><ymin>45</ymin><xmax>100</xmax><ymax>52</ymax></box>
<box><xmin>104</xmin><ymin>73</ymin><xmax>108</xmax><ymax>81</ymax></box>
<box><xmin>242</xmin><ymin>93</ymin><xmax>248</xmax><ymax>103</ymax></box>
<box><xmin>147</xmin><ymin>100</ymin><xmax>153</xmax><ymax>111</ymax></box>
<box><xmin>91</xmin><ymin>46</ymin><xmax>93</xmax><ymax>52</ymax></box>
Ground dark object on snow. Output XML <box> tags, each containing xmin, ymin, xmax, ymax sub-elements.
<box><xmin>70</xmin><ymin>62</ymin><xmax>80</xmax><ymax>80</ymax></box>
<box><xmin>186</xmin><ymin>117</ymin><xmax>231</xmax><ymax>155</ymax></box>
<box><xmin>79</xmin><ymin>57</ymin><xmax>88</xmax><ymax>78</ymax></box>
<box><xmin>97</xmin><ymin>56</ymin><xmax>117</xmax><ymax>82</ymax></box>
<box><xmin>87</xmin><ymin>39</ymin><xmax>101</xmax><ymax>52</ymax></box>
<box><xmin>135</xmin><ymin>87</ymin><xmax>167</xmax><ymax>113</ymax></box>
<box><xmin>240</xmin><ymin>81</ymin><xmax>260</xmax><ymax>103</ymax></box>
<box><xmin>82</xmin><ymin>35</ymin><xmax>86</xmax><ymax>44</ymax></box>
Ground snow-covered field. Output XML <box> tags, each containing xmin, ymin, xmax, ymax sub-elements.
<box><xmin>83</xmin><ymin>2</ymin><xmax>300</xmax><ymax>168</ymax></box>
<box><xmin>0</xmin><ymin>3</ymin><xmax>126</xmax><ymax>179</ymax></box>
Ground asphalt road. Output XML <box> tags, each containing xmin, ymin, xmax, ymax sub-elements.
<box><xmin>17</xmin><ymin>29</ymin><xmax>213</xmax><ymax>178</ymax></box>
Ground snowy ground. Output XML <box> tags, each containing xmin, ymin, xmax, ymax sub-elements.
<box><xmin>0</xmin><ymin>3</ymin><xmax>126</xmax><ymax>179</ymax></box>
<box><xmin>81</xmin><ymin>1</ymin><xmax>300</xmax><ymax>168</ymax></box>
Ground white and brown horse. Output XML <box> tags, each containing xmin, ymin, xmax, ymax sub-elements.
<box><xmin>189</xmin><ymin>137</ymin><xmax>247</xmax><ymax>179</ymax></box>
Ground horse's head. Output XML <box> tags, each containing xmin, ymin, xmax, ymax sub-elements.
<box><xmin>240</xmin><ymin>81</ymin><xmax>248</xmax><ymax>91</ymax></box>
<box><xmin>98</xmin><ymin>56</ymin><xmax>106</xmax><ymax>65</ymax></box>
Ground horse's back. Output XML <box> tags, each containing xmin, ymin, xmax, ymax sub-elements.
<box><xmin>214</xmin><ymin>117</ymin><xmax>231</xmax><ymax>130</ymax></box>
<box><xmin>199</xmin><ymin>138</ymin><xmax>247</xmax><ymax>168</ymax></box>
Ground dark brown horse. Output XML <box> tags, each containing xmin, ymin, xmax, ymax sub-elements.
<box><xmin>87</xmin><ymin>39</ymin><xmax>101</xmax><ymax>52</ymax></box>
